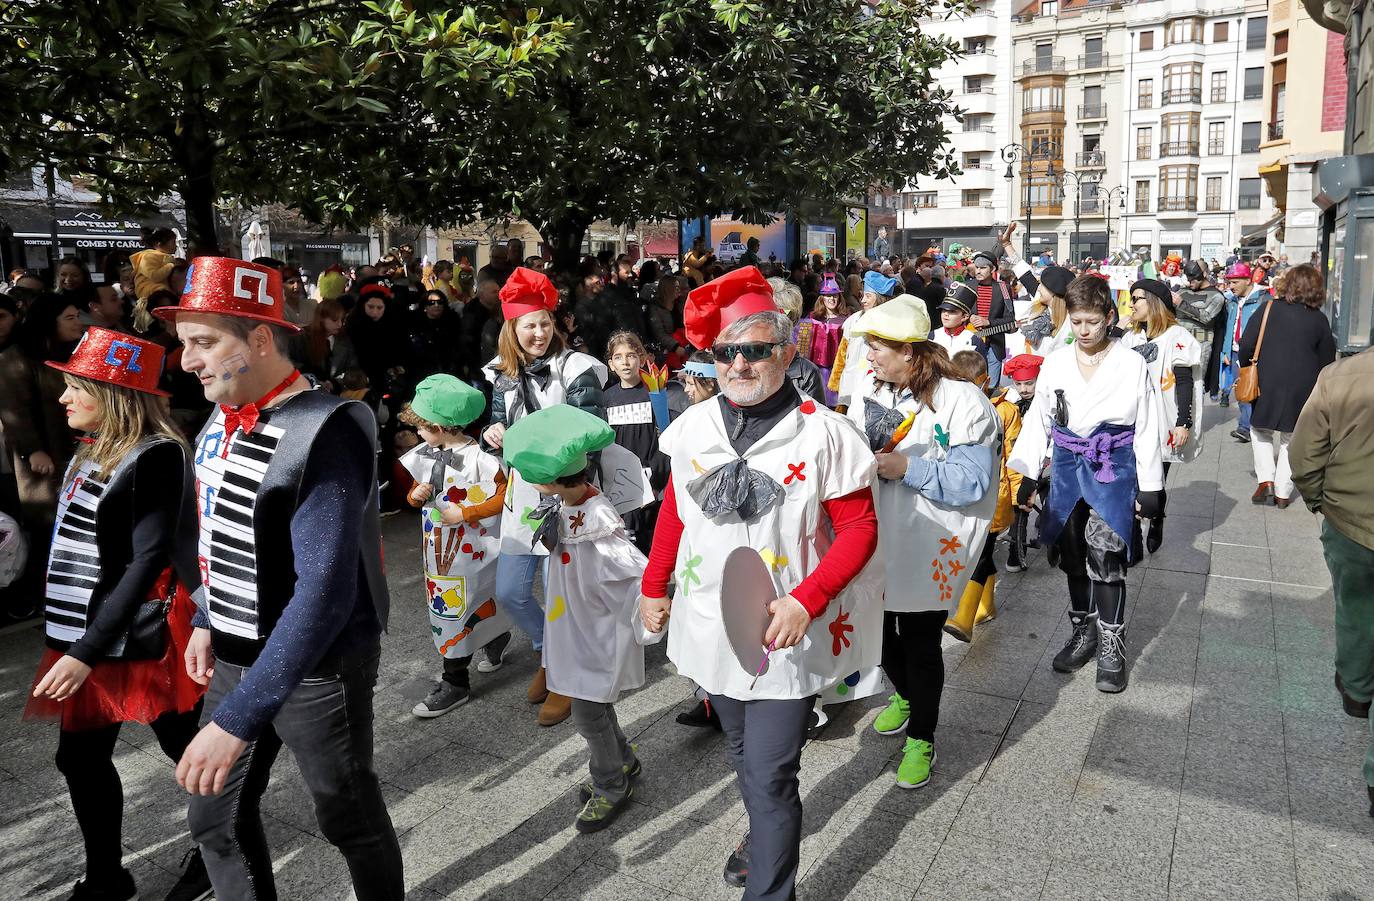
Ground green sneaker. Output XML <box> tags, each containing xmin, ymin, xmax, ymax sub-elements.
<box><xmin>575</xmin><ymin>785</ymin><xmax>633</xmax><ymax>834</ymax></box>
<box><xmin>579</xmin><ymin>753</ymin><xmax>642</xmax><ymax>802</ymax></box>
<box><xmin>896</xmin><ymin>738</ymin><xmax>936</xmax><ymax>790</ymax></box>
<box><xmin>872</xmin><ymin>693</ymin><xmax>910</xmax><ymax>736</ymax></box>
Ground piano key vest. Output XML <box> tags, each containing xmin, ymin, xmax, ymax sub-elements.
<box><xmin>44</xmin><ymin>438</ymin><xmax>199</xmax><ymax>656</ymax></box>
<box><xmin>193</xmin><ymin>390</ymin><xmax>389</xmax><ymax>666</ymax></box>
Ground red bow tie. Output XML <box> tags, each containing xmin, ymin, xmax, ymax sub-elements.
<box><xmin>219</xmin><ymin>370</ymin><xmax>300</xmax><ymax>442</ymax></box>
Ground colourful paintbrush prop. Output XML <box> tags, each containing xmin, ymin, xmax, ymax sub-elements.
<box><xmin>880</xmin><ymin>411</ymin><xmax>917</xmax><ymax>453</ymax></box>
<box><xmin>749</xmin><ymin>639</ymin><xmax>777</xmax><ymax>690</ymax></box>
<box><xmin>640</xmin><ymin>362</ymin><xmax>672</xmax><ymax>430</ymax></box>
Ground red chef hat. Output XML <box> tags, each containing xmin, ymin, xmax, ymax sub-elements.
<box><xmin>1002</xmin><ymin>354</ymin><xmax>1044</xmax><ymax>381</ymax></box>
<box><xmin>683</xmin><ymin>266</ymin><xmax>777</xmax><ymax>350</ymax></box>
<box><xmin>152</xmin><ymin>257</ymin><xmax>299</xmax><ymax>332</ymax></box>
<box><xmin>499</xmin><ymin>267</ymin><xmax>559</xmax><ymax>320</ymax></box>
<box><xmin>47</xmin><ymin>326</ymin><xmax>170</xmax><ymax>397</ymax></box>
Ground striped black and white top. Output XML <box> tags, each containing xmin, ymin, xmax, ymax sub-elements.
<box><xmin>45</xmin><ymin>459</ymin><xmax>108</xmax><ymax>644</ymax></box>
<box><xmin>195</xmin><ymin>410</ymin><xmax>286</xmax><ymax>640</ymax></box>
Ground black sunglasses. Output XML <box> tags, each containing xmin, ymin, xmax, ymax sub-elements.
<box><xmin>424</xmin><ymin>299</ymin><xmax>447</xmax><ymax>306</ymax></box>
<box><xmin>711</xmin><ymin>341</ymin><xmax>781</xmax><ymax>364</ymax></box>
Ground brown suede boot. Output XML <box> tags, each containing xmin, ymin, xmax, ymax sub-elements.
<box><xmin>527</xmin><ymin>666</ymin><xmax>549</xmax><ymax>704</ymax></box>
<box><xmin>538</xmin><ymin>691</ymin><xmax>571</xmax><ymax>726</ymax></box>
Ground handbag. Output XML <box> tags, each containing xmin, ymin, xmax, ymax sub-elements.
<box><xmin>1233</xmin><ymin>302</ymin><xmax>1271</xmax><ymax>405</ymax></box>
<box><xmin>106</xmin><ymin>567</ymin><xmax>175</xmax><ymax>661</ymax></box>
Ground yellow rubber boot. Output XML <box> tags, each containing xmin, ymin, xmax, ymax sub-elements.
<box><xmin>975</xmin><ymin>574</ymin><xmax>998</xmax><ymax>626</ymax></box>
<box><xmin>944</xmin><ymin>580</ymin><xmax>984</xmax><ymax>643</ymax></box>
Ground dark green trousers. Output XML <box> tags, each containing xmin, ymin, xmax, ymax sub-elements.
<box><xmin>1321</xmin><ymin>520</ymin><xmax>1374</xmax><ymax>788</ymax></box>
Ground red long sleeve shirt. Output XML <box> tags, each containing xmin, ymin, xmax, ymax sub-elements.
<box><xmin>641</xmin><ymin>476</ymin><xmax>878</xmax><ymax>619</ymax></box>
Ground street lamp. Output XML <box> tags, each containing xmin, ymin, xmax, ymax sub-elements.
<box><xmin>1061</xmin><ymin>171</ymin><xmax>1086</xmax><ymax>266</ymax></box>
<box><xmin>1001</xmin><ymin>142</ymin><xmax>1058</xmax><ymax>260</ymax></box>
<box><xmin>1102</xmin><ymin>186</ymin><xmax>1127</xmax><ymax>259</ymax></box>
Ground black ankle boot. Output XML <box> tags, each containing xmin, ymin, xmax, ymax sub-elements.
<box><xmin>1146</xmin><ymin>516</ymin><xmax>1165</xmax><ymax>554</ymax></box>
<box><xmin>1095</xmin><ymin>622</ymin><xmax>1128</xmax><ymax>693</ymax></box>
<box><xmin>1130</xmin><ymin>519</ymin><xmax>1144</xmax><ymax>565</ymax></box>
<box><xmin>1053</xmin><ymin>612</ymin><xmax>1099</xmax><ymax>672</ymax></box>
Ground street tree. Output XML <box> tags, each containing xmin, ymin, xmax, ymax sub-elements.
<box><xmin>0</xmin><ymin>0</ymin><xmax>572</xmax><ymax>252</ymax></box>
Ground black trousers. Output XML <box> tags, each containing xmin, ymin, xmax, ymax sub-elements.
<box><xmin>55</xmin><ymin>702</ymin><xmax>203</xmax><ymax>880</ymax></box>
<box><xmin>971</xmin><ymin>530</ymin><xmax>999</xmax><ymax>584</ymax></box>
<box><xmin>880</xmin><ymin>610</ymin><xmax>948</xmax><ymax>742</ymax></box>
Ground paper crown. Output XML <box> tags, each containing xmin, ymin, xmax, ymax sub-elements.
<box><xmin>683</xmin><ymin>266</ymin><xmax>777</xmax><ymax>350</ymax></box>
<box><xmin>46</xmin><ymin>326</ymin><xmax>170</xmax><ymax>397</ymax></box>
<box><xmin>499</xmin><ymin>267</ymin><xmax>559</xmax><ymax>320</ymax></box>
<box><xmin>152</xmin><ymin>257</ymin><xmax>298</xmax><ymax>332</ymax></box>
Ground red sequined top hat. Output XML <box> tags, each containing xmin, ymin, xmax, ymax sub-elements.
<box><xmin>152</xmin><ymin>257</ymin><xmax>300</xmax><ymax>332</ymax></box>
<box><xmin>498</xmin><ymin>267</ymin><xmax>559</xmax><ymax>321</ymax></box>
<box><xmin>683</xmin><ymin>266</ymin><xmax>777</xmax><ymax>350</ymax></box>
<box><xmin>46</xmin><ymin>326</ymin><xmax>170</xmax><ymax>397</ymax></box>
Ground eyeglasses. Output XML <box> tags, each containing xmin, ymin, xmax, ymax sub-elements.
<box><xmin>711</xmin><ymin>341</ymin><xmax>781</xmax><ymax>364</ymax></box>
<box><xmin>424</xmin><ymin>299</ymin><xmax>447</xmax><ymax>307</ymax></box>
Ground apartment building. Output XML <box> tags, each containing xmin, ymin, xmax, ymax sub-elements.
<box><xmin>898</xmin><ymin>0</ymin><xmax>1017</xmax><ymax>255</ymax></box>
<box><xmin>1256</xmin><ymin>0</ymin><xmax>1346</xmax><ymax>265</ymax></box>
<box><xmin>1009</xmin><ymin>0</ymin><xmax>1132</xmax><ymax>264</ymax></box>
<box><xmin>1117</xmin><ymin>0</ymin><xmax>1276</xmax><ymax>262</ymax></box>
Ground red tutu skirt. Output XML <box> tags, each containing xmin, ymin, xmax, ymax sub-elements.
<box><xmin>24</xmin><ymin>571</ymin><xmax>207</xmax><ymax>731</ymax></box>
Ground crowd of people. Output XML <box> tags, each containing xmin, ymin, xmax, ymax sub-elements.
<box><xmin>0</xmin><ymin>221</ymin><xmax>1369</xmax><ymax>901</ymax></box>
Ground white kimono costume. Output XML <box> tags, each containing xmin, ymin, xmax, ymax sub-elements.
<box><xmin>1008</xmin><ymin>341</ymin><xmax>1166</xmax><ymax>492</ymax></box>
<box><xmin>399</xmin><ymin>443</ymin><xmax>510</xmax><ymax>658</ymax></box>
<box><xmin>542</xmin><ymin>493</ymin><xmax>646</xmax><ymax>703</ymax></box>
<box><xmin>483</xmin><ymin>350</ymin><xmax>608</xmax><ymax>555</ymax></box>
<box><xmin>1121</xmin><ymin>324</ymin><xmax>1204</xmax><ymax>464</ymax></box>
<box><xmin>847</xmin><ymin>375</ymin><xmax>1000</xmax><ymax>614</ymax></box>
<box><xmin>660</xmin><ymin>399</ymin><xmax>884</xmax><ymax>701</ymax></box>
<box><xmin>835</xmin><ymin>311</ymin><xmax>871</xmax><ymax>407</ymax></box>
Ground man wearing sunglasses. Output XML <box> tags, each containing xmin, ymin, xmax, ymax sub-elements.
<box><xmin>638</xmin><ymin>267</ymin><xmax>881</xmax><ymax>901</ymax></box>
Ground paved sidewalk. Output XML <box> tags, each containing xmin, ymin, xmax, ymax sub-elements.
<box><xmin>1</xmin><ymin>402</ymin><xmax>1371</xmax><ymax>901</ymax></box>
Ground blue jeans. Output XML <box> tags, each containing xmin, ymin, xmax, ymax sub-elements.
<box><xmin>496</xmin><ymin>553</ymin><xmax>546</xmax><ymax>651</ymax></box>
<box><xmin>1238</xmin><ymin>401</ymin><xmax>1252</xmax><ymax>435</ymax></box>
<box><xmin>983</xmin><ymin>344</ymin><xmax>1005</xmax><ymax>387</ymax></box>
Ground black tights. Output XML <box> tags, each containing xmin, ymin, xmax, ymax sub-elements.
<box><xmin>1056</xmin><ymin>502</ymin><xmax>1128</xmax><ymax>626</ymax></box>
<box><xmin>881</xmin><ymin>610</ymin><xmax>947</xmax><ymax>742</ymax></box>
<box><xmin>55</xmin><ymin>703</ymin><xmax>202</xmax><ymax>880</ymax></box>
<box><xmin>971</xmin><ymin>530</ymin><xmax>1000</xmax><ymax>584</ymax></box>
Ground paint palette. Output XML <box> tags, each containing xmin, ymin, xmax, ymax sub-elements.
<box><xmin>720</xmin><ymin>546</ymin><xmax>777</xmax><ymax>675</ymax></box>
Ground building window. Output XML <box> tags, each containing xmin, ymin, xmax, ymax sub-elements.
<box><xmin>913</xmin><ymin>193</ymin><xmax>938</xmax><ymax>209</ymax></box>
<box><xmin>1138</xmin><ymin>78</ymin><xmax>1154</xmax><ymax>109</ymax></box>
<box><xmin>1023</xmin><ymin>85</ymin><xmax>1064</xmax><ymax>112</ymax></box>
<box><xmin>1241</xmin><ymin>121</ymin><xmax>1261</xmax><ymax>152</ymax></box>
<box><xmin>1246</xmin><ymin>16</ymin><xmax>1267</xmax><ymax>50</ymax></box>
<box><xmin>1166</xmin><ymin>17</ymin><xmax>1202</xmax><ymax>45</ymax></box>
<box><xmin>965</xmin><ymin>38</ymin><xmax>988</xmax><ymax>54</ymax></box>
<box><xmin>1274</xmin><ymin>30</ymin><xmax>1288</xmax><ymax>55</ymax></box>
<box><xmin>962</xmin><ymin>189</ymin><xmax>987</xmax><ymax>207</ymax></box>
<box><xmin>1140</xmin><ymin>30</ymin><xmax>1155</xmax><ymax>51</ymax></box>
<box><xmin>965</xmin><ymin>76</ymin><xmax>985</xmax><ymax>93</ymax></box>
<box><xmin>1244</xmin><ymin>67</ymin><xmax>1263</xmax><ymax>100</ymax></box>
<box><xmin>1164</xmin><ymin>62</ymin><xmax>1203</xmax><ymax>103</ymax></box>
<box><xmin>1238</xmin><ymin>178</ymin><xmax>1262</xmax><ymax>209</ymax></box>
<box><xmin>1027</xmin><ymin>176</ymin><xmax>1061</xmax><ymax>208</ymax></box>
<box><xmin>1137</xmin><ymin>126</ymin><xmax>1154</xmax><ymax>158</ymax></box>
<box><xmin>1161</xmin><ymin>112</ymin><xmax>1201</xmax><ymax>155</ymax></box>
<box><xmin>1210</xmin><ymin>71</ymin><xmax>1227</xmax><ymax>103</ymax></box>
<box><xmin>963</xmin><ymin>115</ymin><xmax>991</xmax><ymax>132</ymax></box>
<box><xmin>1040</xmin><ymin>0</ymin><xmax>1057</xmax><ymax>15</ymax></box>
<box><xmin>1272</xmin><ymin>81</ymin><xmax>1286</xmax><ymax>139</ymax></box>
<box><xmin>1207</xmin><ymin>121</ymin><xmax>1226</xmax><ymax>154</ymax></box>
<box><xmin>1205</xmin><ymin>177</ymin><xmax>1224</xmax><ymax>210</ymax></box>
<box><xmin>1160</xmin><ymin>165</ymin><xmax>1199</xmax><ymax>209</ymax></box>
<box><xmin>1135</xmin><ymin>180</ymin><xmax>1151</xmax><ymax>213</ymax></box>
<box><xmin>1213</xmin><ymin>21</ymin><xmax>1229</xmax><ymax>42</ymax></box>
<box><xmin>1083</xmin><ymin>36</ymin><xmax>1104</xmax><ymax>67</ymax></box>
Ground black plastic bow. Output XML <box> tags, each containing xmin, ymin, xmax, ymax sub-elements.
<box><xmin>685</xmin><ymin>459</ymin><xmax>783</xmax><ymax>521</ymax></box>
<box><xmin>863</xmin><ymin>398</ymin><xmax>909</xmax><ymax>453</ymax></box>
<box><xmin>414</xmin><ymin>445</ymin><xmax>457</xmax><ymax>494</ymax></box>
<box><xmin>528</xmin><ymin>494</ymin><xmax>562</xmax><ymax>551</ymax></box>
<box><xmin>1131</xmin><ymin>342</ymin><xmax>1159</xmax><ymax>364</ymax></box>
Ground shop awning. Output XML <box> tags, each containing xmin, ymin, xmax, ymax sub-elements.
<box><xmin>1241</xmin><ymin>211</ymin><xmax>1285</xmax><ymax>241</ymax></box>
<box><xmin>0</xmin><ymin>203</ymin><xmax>180</xmax><ymax>249</ymax></box>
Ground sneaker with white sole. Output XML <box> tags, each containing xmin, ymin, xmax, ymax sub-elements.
<box><xmin>412</xmin><ymin>680</ymin><xmax>469</xmax><ymax>718</ymax></box>
<box><xmin>163</xmin><ymin>847</ymin><xmax>213</xmax><ymax>901</ymax></box>
<box><xmin>476</xmin><ymin>632</ymin><xmax>511</xmax><ymax>673</ymax></box>
<box><xmin>895</xmin><ymin>738</ymin><xmax>936</xmax><ymax>789</ymax></box>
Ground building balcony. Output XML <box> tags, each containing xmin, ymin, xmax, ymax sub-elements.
<box><xmin>959</xmin><ymin>90</ymin><xmax>998</xmax><ymax>116</ymax></box>
<box><xmin>1238</xmin><ymin>196</ymin><xmax>1262</xmax><ymax>209</ymax></box>
<box><xmin>954</xmin><ymin>165</ymin><xmax>999</xmax><ymax>189</ymax></box>
<box><xmin>1072</xmin><ymin>197</ymin><xmax>1107</xmax><ymax>216</ymax></box>
<box><xmin>1240</xmin><ymin>140</ymin><xmax>1260</xmax><ymax>153</ymax></box>
<box><xmin>955</xmin><ymin>128</ymin><xmax>999</xmax><ymax>152</ymax></box>
<box><xmin>1023</xmin><ymin>104</ymin><xmax>1065</xmax><ymax>115</ymax></box>
<box><xmin>1243</xmin><ymin>88</ymin><xmax>1263</xmax><ymax>100</ymax></box>
<box><xmin>1076</xmin><ymin>53</ymin><xmax>1112</xmax><ymax>70</ymax></box>
<box><xmin>1160</xmin><ymin>141</ymin><xmax>1200</xmax><ymax>158</ymax></box>
<box><xmin>1268</xmin><ymin>122</ymin><xmax>1285</xmax><ymax>141</ymax></box>
<box><xmin>1162</xmin><ymin>88</ymin><xmax>1203</xmax><ymax>105</ymax></box>
<box><xmin>1136</xmin><ymin>145</ymin><xmax>1153</xmax><ymax>160</ymax></box>
<box><xmin>900</xmin><ymin>204</ymin><xmax>999</xmax><ymax>230</ymax></box>
<box><xmin>1028</xmin><ymin>202</ymin><xmax>1063</xmax><ymax>216</ymax></box>
<box><xmin>1207</xmin><ymin>140</ymin><xmax>1225</xmax><ymax>155</ymax></box>
<box><xmin>1077</xmin><ymin>104</ymin><xmax>1107</xmax><ymax>120</ymax></box>
<box><xmin>957</xmin><ymin>12</ymin><xmax>997</xmax><ymax>37</ymax></box>
<box><xmin>1158</xmin><ymin>198</ymin><xmax>1198</xmax><ymax>216</ymax></box>
<box><xmin>1076</xmin><ymin>151</ymin><xmax>1107</xmax><ymax>168</ymax></box>
<box><xmin>1021</xmin><ymin>57</ymin><xmax>1067</xmax><ymax>77</ymax></box>
<box><xmin>961</xmin><ymin>52</ymin><xmax>999</xmax><ymax>78</ymax></box>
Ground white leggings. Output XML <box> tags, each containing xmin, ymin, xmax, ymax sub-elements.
<box><xmin>1252</xmin><ymin>428</ymin><xmax>1293</xmax><ymax>498</ymax></box>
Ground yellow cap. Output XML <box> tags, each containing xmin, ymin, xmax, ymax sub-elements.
<box><xmin>850</xmin><ymin>294</ymin><xmax>931</xmax><ymax>344</ymax></box>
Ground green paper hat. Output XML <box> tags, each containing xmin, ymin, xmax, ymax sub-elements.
<box><xmin>409</xmin><ymin>374</ymin><xmax>486</xmax><ymax>428</ymax></box>
<box><xmin>503</xmin><ymin>405</ymin><xmax>615</xmax><ymax>484</ymax></box>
